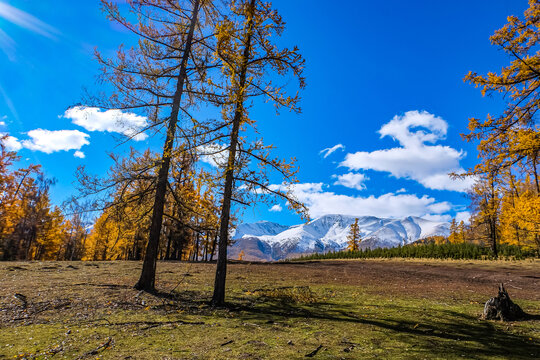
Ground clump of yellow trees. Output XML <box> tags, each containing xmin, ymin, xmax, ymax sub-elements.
<box><xmin>459</xmin><ymin>0</ymin><xmax>540</xmax><ymax>255</ymax></box>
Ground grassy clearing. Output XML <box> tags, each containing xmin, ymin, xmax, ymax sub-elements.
<box><xmin>0</xmin><ymin>259</ymin><xmax>539</xmax><ymax>359</ymax></box>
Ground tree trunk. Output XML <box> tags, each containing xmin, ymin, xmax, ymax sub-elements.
<box><xmin>135</xmin><ymin>0</ymin><xmax>201</xmax><ymax>292</ymax></box>
<box><xmin>482</xmin><ymin>283</ymin><xmax>525</xmax><ymax>321</ymax></box>
<box><xmin>211</xmin><ymin>0</ymin><xmax>256</xmax><ymax>307</ymax></box>
<box><xmin>209</xmin><ymin>234</ymin><xmax>217</xmax><ymax>262</ymax></box>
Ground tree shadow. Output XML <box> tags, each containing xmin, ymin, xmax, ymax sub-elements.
<box><xmin>218</xmin><ymin>295</ymin><xmax>540</xmax><ymax>359</ymax></box>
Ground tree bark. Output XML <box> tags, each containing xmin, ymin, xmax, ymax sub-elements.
<box><xmin>482</xmin><ymin>283</ymin><xmax>525</xmax><ymax>321</ymax></box>
<box><xmin>135</xmin><ymin>0</ymin><xmax>201</xmax><ymax>292</ymax></box>
<box><xmin>211</xmin><ymin>0</ymin><xmax>256</xmax><ymax>307</ymax></box>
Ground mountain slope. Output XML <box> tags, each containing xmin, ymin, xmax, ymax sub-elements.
<box><xmin>228</xmin><ymin>214</ymin><xmax>449</xmax><ymax>261</ymax></box>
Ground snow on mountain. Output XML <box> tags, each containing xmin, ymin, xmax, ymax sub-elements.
<box><xmin>229</xmin><ymin>214</ymin><xmax>450</xmax><ymax>261</ymax></box>
<box><xmin>232</xmin><ymin>221</ymin><xmax>290</xmax><ymax>239</ymax></box>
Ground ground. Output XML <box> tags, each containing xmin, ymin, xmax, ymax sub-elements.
<box><xmin>0</xmin><ymin>259</ymin><xmax>539</xmax><ymax>359</ymax></box>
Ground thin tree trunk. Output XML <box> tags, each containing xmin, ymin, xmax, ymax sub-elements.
<box><xmin>135</xmin><ymin>0</ymin><xmax>201</xmax><ymax>292</ymax></box>
<box><xmin>209</xmin><ymin>234</ymin><xmax>217</xmax><ymax>262</ymax></box>
<box><xmin>211</xmin><ymin>0</ymin><xmax>256</xmax><ymax>306</ymax></box>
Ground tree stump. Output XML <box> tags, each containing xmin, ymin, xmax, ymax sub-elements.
<box><xmin>482</xmin><ymin>283</ymin><xmax>526</xmax><ymax>321</ymax></box>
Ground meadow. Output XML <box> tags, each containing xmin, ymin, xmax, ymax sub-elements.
<box><xmin>1</xmin><ymin>259</ymin><xmax>539</xmax><ymax>359</ymax></box>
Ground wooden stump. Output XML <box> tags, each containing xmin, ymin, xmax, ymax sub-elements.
<box><xmin>482</xmin><ymin>283</ymin><xmax>526</xmax><ymax>321</ymax></box>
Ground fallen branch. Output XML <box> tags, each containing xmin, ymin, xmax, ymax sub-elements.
<box><xmin>305</xmin><ymin>344</ymin><xmax>323</xmax><ymax>357</ymax></box>
<box><xmin>111</xmin><ymin>319</ymin><xmax>204</xmax><ymax>329</ymax></box>
<box><xmin>76</xmin><ymin>337</ymin><xmax>113</xmax><ymax>359</ymax></box>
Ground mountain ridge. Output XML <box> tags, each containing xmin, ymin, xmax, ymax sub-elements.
<box><xmin>229</xmin><ymin>214</ymin><xmax>450</xmax><ymax>261</ymax></box>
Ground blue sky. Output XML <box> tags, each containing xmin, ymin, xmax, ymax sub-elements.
<box><xmin>0</xmin><ymin>0</ymin><xmax>527</xmax><ymax>225</ymax></box>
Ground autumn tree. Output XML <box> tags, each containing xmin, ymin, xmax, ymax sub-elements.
<box><xmin>78</xmin><ymin>146</ymin><xmax>222</xmax><ymax>262</ymax></box>
<box><xmin>86</xmin><ymin>0</ymin><xmax>223</xmax><ymax>291</ymax></box>
<box><xmin>464</xmin><ymin>0</ymin><xmax>540</xmax><ymax>252</ymax></box>
<box><xmin>208</xmin><ymin>0</ymin><xmax>306</xmax><ymax>306</ymax></box>
<box><xmin>347</xmin><ymin>218</ymin><xmax>361</xmax><ymax>252</ymax></box>
<box><xmin>0</xmin><ymin>137</ymin><xmax>72</xmax><ymax>260</ymax></box>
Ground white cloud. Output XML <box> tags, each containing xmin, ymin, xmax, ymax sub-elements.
<box><xmin>332</xmin><ymin>172</ymin><xmax>368</xmax><ymax>190</ymax></box>
<box><xmin>269</xmin><ymin>204</ymin><xmax>282</xmax><ymax>212</ymax></box>
<box><xmin>379</xmin><ymin>110</ymin><xmax>448</xmax><ymax>147</ymax></box>
<box><xmin>197</xmin><ymin>143</ymin><xmax>228</xmax><ymax>167</ymax></box>
<box><xmin>271</xmin><ymin>182</ymin><xmax>452</xmax><ymax>219</ymax></box>
<box><xmin>0</xmin><ymin>134</ymin><xmax>22</xmax><ymax>151</ymax></box>
<box><xmin>0</xmin><ymin>3</ymin><xmax>59</xmax><ymax>39</ymax></box>
<box><xmin>0</xmin><ymin>28</ymin><xmax>15</xmax><ymax>61</ymax></box>
<box><xmin>340</xmin><ymin>110</ymin><xmax>474</xmax><ymax>192</ymax></box>
<box><xmin>74</xmin><ymin>150</ymin><xmax>85</xmax><ymax>159</ymax></box>
<box><xmin>455</xmin><ymin>211</ymin><xmax>471</xmax><ymax>224</ymax></box>
<box><xmin>21</xmin><ymin>129</ymin><xmax>89</xmax><ymax>154</ymax></box>
<box><xmin>63</xmin><ymin>106</ymin><xmax>148</xmax><ymax>141</ymax></box>
<box><xmin>396</xmin><ymin>188</ymin><xmax>406</xmax><ymax>193</ymax></box>
<box><xmin>319</xmin><ymin>144</ymin><xmax>345</xmax><ymax>158</ymax></box>
<box><xmin>423</xmin><ymin>214</ymin><xmax>452</xmax><ymax>222</ymax></box>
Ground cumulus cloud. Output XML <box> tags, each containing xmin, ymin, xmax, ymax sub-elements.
<box><xmin>74</xmin><ymin>150</ymin><xmax>85</xmax><ymax>159</ymax></box>
<box><xmin>21</xmin><ymin>129</ymin><xmax>89</xmax><ymax>154</ymax></box>
<box><xmin>422</xmin><ymin>214</ymin><xmax>452</xmax><ymax>222</ymax></box>
<box><xmin>0</xmin><ymin>134</ymin><xmax>22</xmax><ymax>151</ymax></box>
<box><xmin>332</xmin><ymin>172</ymin><xmax>368</xmax><ymax>190</ymax></box>
<box><xmin>271</xmin><ymin>182</ymin><xmax>452</xmax><ymax>219</ymax></box>
<box><xmin>197</xmin><ymin>143</ymin><xmax>228</xmax><ymax>167</ymax></box>
<box><xmin>340</xmin><ymin>110</ymin><xmax>474</xmax><ymax>192</ymax></box>
<box><xmin>455</xmin><ymin>211</ymin><xmax>471</xmax><ymax>224</ymax></box>
<box><xmin>319</xmin><ymin>144</ymin><xmax>345</xmax><ymax>158</ymax></box>
<box><xmin>269</xmin><ymin>204</ymin><xmax>282</xmax><ymax>212</ymax></box>
<box><xmin>63</xmin><ymin>106</ymin><xmax>149</xmax><ymax>141</ymax></box>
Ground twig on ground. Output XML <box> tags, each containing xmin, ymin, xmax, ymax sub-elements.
<box><xmin>76</xmin><ymin>337</ymin><xmax>113</xmax><ymax>359</ymax></box>
<box><xmin>305</xmin><ymin>344</ymin><xmax>323</xmax><ymax>357</ymax></box>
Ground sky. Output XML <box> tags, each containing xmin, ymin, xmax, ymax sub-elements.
<box><xmin>0</xmin><ymin>0</ymin><xmax>528</xmax><ymax>226</ymax></box>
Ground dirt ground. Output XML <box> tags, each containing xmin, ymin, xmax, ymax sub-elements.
<box><xmin>0</xmin><ymin>259</ymin><xmax>539</xmax><ymax>359</ymax></box>
<box><xmin>273</xmin><ymin>259</ymin><xmax>540</xmax><ymax>300</ymax></box>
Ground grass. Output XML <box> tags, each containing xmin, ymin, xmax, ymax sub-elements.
<box><xmin>0</xmin><ymin>259</ymin><xmax>539</xmax><ymax>359</ymax></box>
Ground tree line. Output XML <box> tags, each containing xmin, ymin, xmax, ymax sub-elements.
<box><xmin>297</xmin><ymin>242</ymin><xmax>537</xmax><ymax>262</ymax></box>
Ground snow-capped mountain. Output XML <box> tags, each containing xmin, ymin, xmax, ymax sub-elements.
<box><xmin>228</xmin><ymin>214</ymin><xmax>450</xmax><ymax>261</ymax></box>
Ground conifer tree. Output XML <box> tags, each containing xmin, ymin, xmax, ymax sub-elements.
<box><xmin>89</xmin><ymin>0</ymin><xmax>219</xmax><ymax>291</ymax></box>
<box><xmin>209</xmin><ymin>0</ymin><xmax>306</xmax><ymax>306</ymax></box>
<box><xmin>347</xmin><ymin>218</ymin><xmax>361</xmax><ymax>252</ymax></box>
<box><xmin>464</xmin><ymin>0</ymin><xmax>540</xmax><ymax>252</ymax></box>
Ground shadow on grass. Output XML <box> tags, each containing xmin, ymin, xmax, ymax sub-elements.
<box><xmin>242</xmin><ymin>298</ymin><xmax>540</xmax><ymax>359</ymax></box>
<box><xmin>155</xmin><ymin>287</ymin><xmax>539</xmax><ymax>359</ymax></box>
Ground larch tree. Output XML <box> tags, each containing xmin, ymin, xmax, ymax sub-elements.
<box><xmin>208</xmin><ymin>0</ymin><xmax>306</xmax><ymax>306</ymax></box>
<box><xmin>91</xmin><ymin>0</ymin><xmax>220</xmax><ymax>291</ymax></box>
<box><xmin>464</xmin><ymin>0</ymin><xmax>540</xmax><ymax>251</ymax></box>
<box><xmin>469</xmin><ymin>171</ymin><xmax>501</xmax><ymax>257</ymax></box>
<box><xmin>347</xmin><ymin>218</ymin><xmax>361</xmax><ymax>252</ymax></box>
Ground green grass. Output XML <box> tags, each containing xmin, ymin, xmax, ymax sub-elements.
<box><xmin>0</xmin><ymin>260</ymin><xmax>539</xmax><ymax>359</ymax></box>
